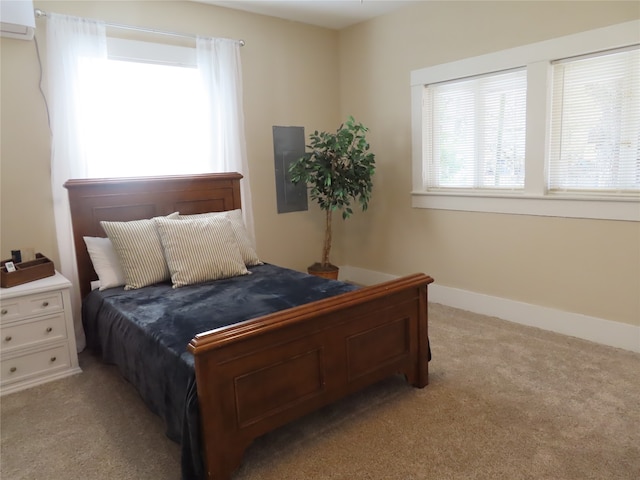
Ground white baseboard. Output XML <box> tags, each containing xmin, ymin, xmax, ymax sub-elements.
<box><xmin>339</xmin><ymin>265</ymin><xmax>640</xmax><ymax>353</ymax></box>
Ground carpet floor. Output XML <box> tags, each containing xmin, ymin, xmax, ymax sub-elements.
<box><xmin>1</xmin><ymin>303</ymin><xmax>638</xmax><ymax>480</ymax></box>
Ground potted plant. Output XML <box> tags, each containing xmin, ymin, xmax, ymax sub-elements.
<box><xmin>289</xmin><ymin>116</ymin><xmax>375</xmax><ymax>279</ymax></box>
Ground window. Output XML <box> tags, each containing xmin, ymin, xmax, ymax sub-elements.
<box><xmin>411</xmin><ymin>20</ymin><xmax>640</xmax><ymax>221</ymax></box>
<box><xmin>549</xmin><ymin>47</ymin><xmax>640</xmax><ymax>194</ymax></box>
<box><xmin>425</xmin><ymin>68</ymin><xmax>527</xmax><ymax>191</ymax></box>
<box><xmin>46</xmin><ymin>15</ymin><xmax>252</xmax><ymax>310</ymax></box>
<box><xmin>76</xmin><ymin>39</ymin><xmax>210</xmax><ymax>178</ymax></box>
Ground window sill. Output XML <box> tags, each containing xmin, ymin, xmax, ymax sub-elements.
<box><xmin>411</xmin><ymin>191</ymin><xmax>640</xmax><ymax>222</ymax></box>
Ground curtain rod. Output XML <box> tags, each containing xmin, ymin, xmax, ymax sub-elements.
<box><xmin>34</xmin><ymin>9</ymin><xmax>245</xmax><ymax>46</ymax></box>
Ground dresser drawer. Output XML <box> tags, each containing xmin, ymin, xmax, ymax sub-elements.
<box><xmin>0</xmin><ymin>313</ymin><xmax>67</xmax><ymax>354</ymax></box>
<box><xmin>0</xmin><ymin>298</ymin><xmax>20</xmax><ymax>322</ymax></box>
<box><xmin>0</xmin><ymin>291</ymin><xmax>63</xmax><ymax>323</ymax></box>
<box><xmin>1</xmin><ymin>344</ymin><xmax>71</xmax><ymax>385</ymax></box>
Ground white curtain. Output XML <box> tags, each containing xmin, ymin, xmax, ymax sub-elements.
<box><xmin>47</xmin><ymin>14</ymin><xmax>107</xmax><ymax>352</ymax></box>
<box><xmin>46</xmin><ymin>16</ymin><xmax>253</xmax><ymax>352</ymax></box>
<box><xmin>196</xmin><ymin>37</ymin><xmax>255</xmax><ymax>243</ymax></box>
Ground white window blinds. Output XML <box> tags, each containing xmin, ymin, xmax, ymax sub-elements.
<box><xmin>424</xmin><ymin>68</ymin><xmax>527</xmax><ymax>190</ymax></box>
<box><xmin>549</xmin><ymin>47</ymin><xmax>640</xmax><ymax>194</ymax></box>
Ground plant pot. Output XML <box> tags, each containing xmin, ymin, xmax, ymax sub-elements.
<box><xmin>307</xmin><ymin>262</ymin><xmax>339</xmax><ymax>280</ymax></box>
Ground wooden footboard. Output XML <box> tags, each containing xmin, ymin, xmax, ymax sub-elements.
<box><xmin>188</xmin><ymin>273</ymin><xmax>433</xmax><ymax>480</ymax></box>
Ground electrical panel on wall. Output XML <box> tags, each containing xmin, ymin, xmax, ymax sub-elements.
<box><xmin>273</xmin><ymin>126</ymin><xmax>308</xmax><ymax>214</ymax></box>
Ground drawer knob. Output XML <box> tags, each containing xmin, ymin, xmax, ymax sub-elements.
<box><xmin>50</xmin><ymin>356</ymin><xmax>57</xmax><ymax>363</ymax></box>
<box><xmin>1</xmin><ymin>309</ymin><xmax>7</xmax><ymax>315</ymax></box>
<box><xmin>4</xmin><ymin>336</ymin><xmax>11</xmax><ymax>342</ymax></box>
<box><xmin>9</xmin><ymin>367</ymin><xmax>17</xmax><ymax>373</ymax></box>
<box><xmin>46</xmin><ymin>327</ymin><xmax>53</xmax><ymax>333</ymax></box>
<box><xmin>42</xmin><ymin>301</ymin><xmax>49</xmax><ymax>307</ymax></box>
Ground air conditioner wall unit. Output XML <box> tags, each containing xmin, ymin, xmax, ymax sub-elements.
<box><xmin>1</xmin><ymin>1</ymin><xmax>36</xmax><ymax>40</ymax></box>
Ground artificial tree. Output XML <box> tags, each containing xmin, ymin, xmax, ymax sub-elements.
<box><xmin>289</xmin><ymin>116</ymin><xmax>375</xmax><ymax>278</ymax></box>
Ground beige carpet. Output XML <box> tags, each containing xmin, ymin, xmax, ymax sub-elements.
<box><xmin>1</xmin><ymin>303</ymin><xmax>639</xmax><ymax>480</ymax></box>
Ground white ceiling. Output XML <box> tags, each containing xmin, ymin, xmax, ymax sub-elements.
<box><xmin>196</xmin><ymin>1</ymin><xmax>415</xmax><ymax>30</ymax></box>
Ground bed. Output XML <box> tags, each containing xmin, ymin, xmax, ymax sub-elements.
<box><xmin>64</xmin><ymin>173</ymin><xmax>434</xmax><ymax>480</ymax></box>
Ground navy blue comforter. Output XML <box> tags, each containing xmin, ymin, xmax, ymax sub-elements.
<box><xmin>82</xmin><ymin>264</ymin><xmax>359</xmax><ymax>479</ymax></box>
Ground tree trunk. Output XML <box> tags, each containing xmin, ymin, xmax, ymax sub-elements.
<box><xmin>321</xmin><ymin>209</ymin><xmax>332</xmax><ymax>267</ymax></box>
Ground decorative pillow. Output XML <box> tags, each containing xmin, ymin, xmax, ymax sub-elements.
<box><xmin>154</xmin><ymin>216</ymin><xmax>249</xmax><ymax>288</ymax></box>
<box><xmin>101</xmin><ymin>218</ymin><xmax>170</xmax><ymax>290</ymax></box>
<box><xmin>168</xmin><ymin>209</ymin><xmax>261</xmax><ymax>266</ymax></box>
<box><xmin>83</xmin><ymin>236</ymin><xmax>126</xmax><ymax>290</ymax></box>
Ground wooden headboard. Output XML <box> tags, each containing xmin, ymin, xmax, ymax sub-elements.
<box><xmin>64</xmin><ymin>173</ymin><xmax>243</xmax><ymax>299</ymax></box>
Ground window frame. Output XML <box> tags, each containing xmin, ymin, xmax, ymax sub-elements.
<box><xmin>107</xmin><ymin>37</ymin><xmax>196</xmax><ymax>67</ymax></box>
<box><xmin>410</xmin><ymin>20</ymin><xmax>640</xmax><ymax>222</ymax></box>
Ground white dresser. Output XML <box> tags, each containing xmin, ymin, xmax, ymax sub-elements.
<box><xmin>0</xmin><ymin>272</ymin><xmax>81</xmax><ymax>395</ymax></box>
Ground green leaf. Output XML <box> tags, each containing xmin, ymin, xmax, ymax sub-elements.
<box><xmin>292</xmin><ymin>117</ymin><xmax>376</xmax><ymax>262</ymax></box>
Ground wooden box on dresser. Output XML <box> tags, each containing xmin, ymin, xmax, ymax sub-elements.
<box><xmin>0</xmin><ymin>272</ymin><xmax>81</xmax><ymax>396</ymax></box>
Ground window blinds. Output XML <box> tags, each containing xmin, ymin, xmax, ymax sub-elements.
<box><xmin>424</xmin><ymin>68</ymin><xmax>527</xmax><ymax>190</ymax></box>
<box><xmin>549</xmin><ymin>47</ymin><xmax>640</xmax><ymax>194</ymax></box>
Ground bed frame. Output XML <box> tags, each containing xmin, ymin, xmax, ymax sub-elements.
<box><xmin>64</xmin><ymin>173</ymin><xmax>434</xmax><ymax>480</ymax></box>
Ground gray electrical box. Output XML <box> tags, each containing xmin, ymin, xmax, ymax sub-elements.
<box><xmin>273</xmin><ymin>126</ymin><xmax>308</xmax><ymax>214</ymax></box>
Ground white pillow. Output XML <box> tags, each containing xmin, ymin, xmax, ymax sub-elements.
<box><xmin>83</xmin><ymin>236</ymin><xmax>126</xmax><ymax>290</ymax></box>
<box><xmin>168</xmin><ymin>209</ymin><xmax>261</xmax><ymax>266</ymax></box>
<box><xmin>154</xmin><ymin>216</ymin><xmax>249</xmax><ymax>288</ymax></box>
<box><xmin>101</xmin><ymin>218</ymin><xmax>171</xmax><ymax>290</ymax></box>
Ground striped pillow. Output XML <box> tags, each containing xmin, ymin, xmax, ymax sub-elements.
<box><xmin>101</xmin><ymin>218</ymin><xmax>170</xmax><ymax>290</ymax></box>
<box><xmin>167</xmin><ymin>209</ymin><xmax>261</xmax><ymax>266</ymax></box>
<box><xmin>154</xmin><ymin>216</ymin><xmax>249</xmax><ymax>288</ymax></box>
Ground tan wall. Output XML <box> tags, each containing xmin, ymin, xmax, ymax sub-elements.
<box><xmin>0</xmin><ymin>0</ymin><xmax>340</xmax><ymax>273</ymax></box>
<box><xmin>2</xmin><ymin>1</ymin><xmax>638</xmax><ymax>328</ymax></box>
<box><xmin>338</xmin><ymin>1</ymin><xmax>640</xmax><ymax>327</ymax></box>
